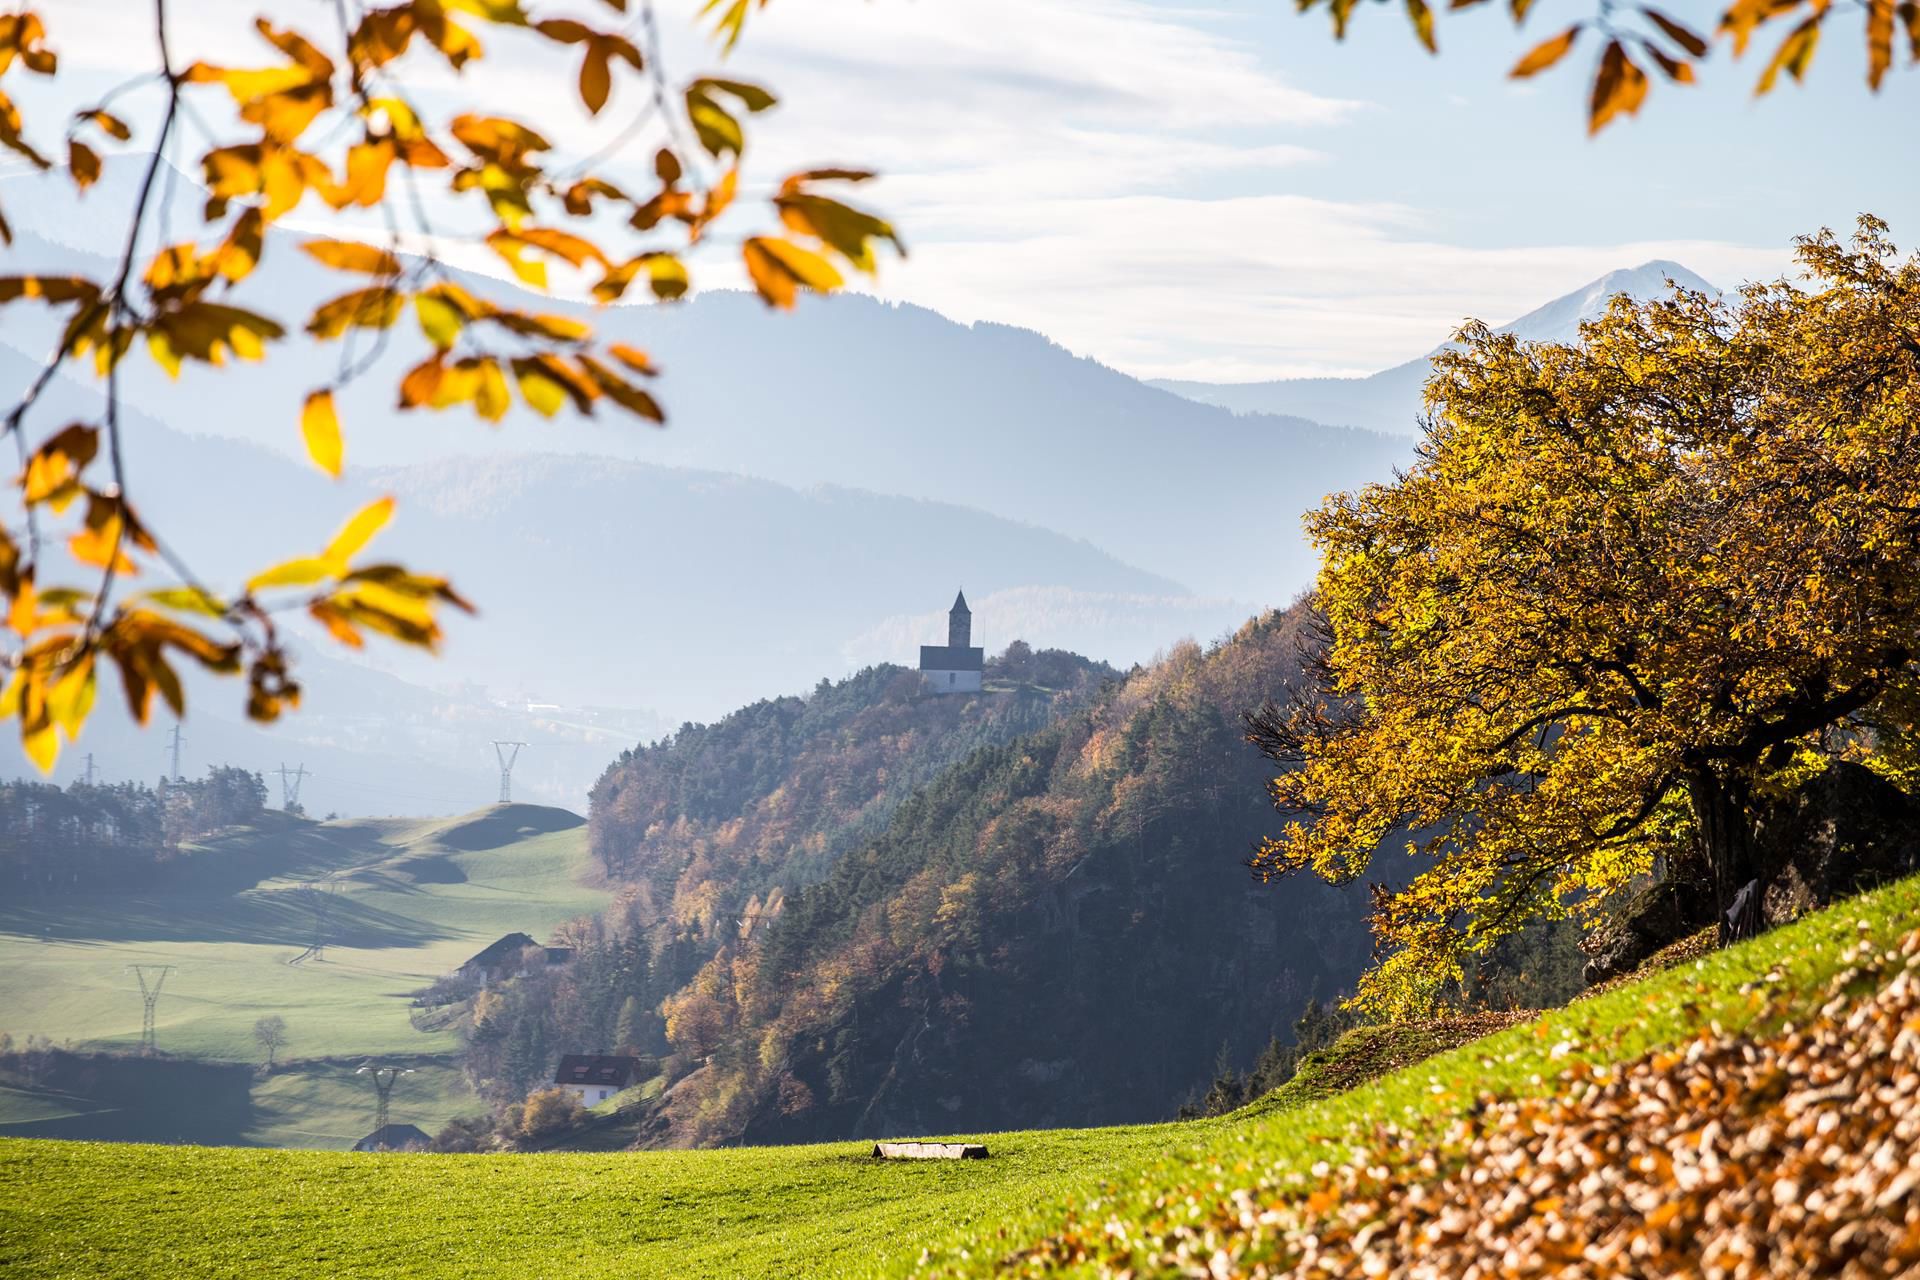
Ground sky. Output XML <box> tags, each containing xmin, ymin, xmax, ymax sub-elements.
<box><xmin>17</xmin><ymin>0</ymin><xmax>1920</xmax><ymax>381</ymax></box>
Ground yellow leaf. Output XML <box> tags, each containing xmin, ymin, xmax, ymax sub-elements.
<box><xmin>22</xmin><ymin>715</ymin><xmax>56</xmax><ymax>771</ymax></box>
<box><xmin>1405</xmin><ymin>0</ymin><xmax>1437</xmax><ymax>51</ymax></box>
<box><xmin>322</xmin><ymin>496</ymin><xmax>395</xmax><ymax>566</ymax></box>
<box><xmin>742</xmin><ymin>236</ymin><xmax>842</xmax><ymax>309</ymax></box>
<box><xmin>301</xmin><ymin>238</ymin><xmax>401</xmax><ymax>274</ymax></box>
<box><xmin>415</xmin><ymin>292</ymin><xmax>466</xmax><ymax>350</ymax></box>
<box><xmin>514</xmin><ymin>363</ymin><xmax>567</xmax><ymax>417</ymax></box>
<box><xmin>247</xmin><ymin>557</ymin><xmax>335</xmax><ymax>592</ymax></box>
<box><xmin>143</xmin><ymin>586</ymin><xmax>227</xmax><ymax>617</ymax></box>
<box><xmin>1756</xmin><ymin>15</ymin><xmax>1820</xmax><ymax>94</ymax></box>
<box><xmin>301</xmin><ymin>388</ymin><xmax>343</xmax><ymax>477</ymax></box>
<box><xmin>48</xmin><ymin>656</ymin><xmax>94</xmax><ymax>739</ymax></box>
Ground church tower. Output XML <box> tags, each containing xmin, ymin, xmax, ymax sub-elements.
<box><xmin>948</xmin><ymin>590</ymin><xmax>971</xmax><ymax>649</ymax></box>
<box><xmin>918</xmin><ymin>588</ymin><xmax>984</xmax><ymax>694</ymax></box>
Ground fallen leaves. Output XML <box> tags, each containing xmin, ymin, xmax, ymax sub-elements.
<box><xmin>994</xmin><ymin>928</ymin><xmax>1920</xmax><ymax>1278</ymax></box>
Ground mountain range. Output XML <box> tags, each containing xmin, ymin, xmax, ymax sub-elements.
<box><xmin>1149</xmin><ymin>261</ymin><xmax>1720</xmax><ymax>434</ymax></box>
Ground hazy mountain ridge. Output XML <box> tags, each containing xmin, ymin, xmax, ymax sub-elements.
<box><xmin>1150</xmin><ymin>261</ymin><xmax>1721</xmax><ymax>434</ymax></box>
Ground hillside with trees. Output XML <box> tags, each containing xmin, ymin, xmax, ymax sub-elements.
<box><xmin>630</xmin><ymin>605</ymin><xmax>1375</xmax><ymax>1147</ymax></box>
<box><xmin>448</xmin><ymin>646</ymin><xmax>1118</xmax><ymax>1105</ymax></box>
<box><xmin>0</xmin><ymin>768</ymin><xmax>268</xmax><ymax>895</ymax></box>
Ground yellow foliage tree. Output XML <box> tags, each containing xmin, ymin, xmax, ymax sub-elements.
<box><xmin>0</xmin><ymin>0</ymin><xmax>901</xmax><ymax>768</ymax></box>
<box><xmin>1249</xmin><ymin>217</ymin><xmax>1920</xmax><ymax>1018</ymax></box>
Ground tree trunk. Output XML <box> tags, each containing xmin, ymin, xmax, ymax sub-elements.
<box><xmin>1687</xmin><ymin>768</ymin><xmax>1759</xmax><ymax>944</ymax></box>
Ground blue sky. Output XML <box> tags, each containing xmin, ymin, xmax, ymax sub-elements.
<box><xmin>21</xmin><ymin>0</ymin><xmax>1920</xmax><ymax>381</ymax></box>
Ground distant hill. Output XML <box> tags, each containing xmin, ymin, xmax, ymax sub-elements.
<box><xmin>1151</xmin><ymin>261</ymin><xmax>1721</xmax><ymax>434</ymax></box>
<box><xmin>591</xmin><ymin>645</ymin><xmax>1118</xmax><ymax>900</ymax></box>
<box><xmin>630</xmin><ymin>602</ymin><xmax>1373</xmax><ymax>1146</ymax></box>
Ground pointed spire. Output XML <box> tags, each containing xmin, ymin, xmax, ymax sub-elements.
<box><xmin>951</xmin><ymin>589</ymin><xmax>969</xmax><ymax>615</ymax></box>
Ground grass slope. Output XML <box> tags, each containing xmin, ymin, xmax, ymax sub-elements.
<box><xmin>3</xmin><ymin>875</ymin><xmax>1916</xmax><ymax>1278</ymax></box>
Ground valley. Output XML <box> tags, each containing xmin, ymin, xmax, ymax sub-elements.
<box><xmin>0</xmin><ymin>805</ymin><xmax>606</xmax><ymax>1148</ymax></box>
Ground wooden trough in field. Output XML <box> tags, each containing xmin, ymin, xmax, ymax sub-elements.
<box><xmin>871</xmin><ymin>1140</ymin><xmax>988</xmax><ymax>1160</ymax></box>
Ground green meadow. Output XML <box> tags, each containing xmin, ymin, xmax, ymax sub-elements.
<box><xmin>0</xmin><ymin>805</ymin><xmax>607</xmax><ymax>1148</ymax></box>
<box><xmin>5</xmin><ymin>870</ymin><xmax>1914</xmax><ymax>1279</ymax></box>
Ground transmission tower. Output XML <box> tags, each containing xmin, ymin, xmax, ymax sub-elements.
<box><xmin>81</xmin><ymin>753</ymin><xmax>98</xmax><ymax>786</ymax></box>
<box><xmin>357</xmin><ymin>1063</ymin><xmax>414</xmax><ymax>1136</ymax></box>
<box><xmin>276</xmin><ymin>763</ymin><xmax>310</xmax><ymax>811</ymax></box>
<box><xmin>166</xmin><ymin>723</ymin><xmax>186</xmax><ymax>782</ymax></box>
<box><xmin>127</xmin><ymin>965</ymin><xmax>174</xmax><ymax>1055</ymax></box>
<box><xmin>492</xmin><ymin>741</ymin><xmax>529</xmax><ymax>803</ymax></box>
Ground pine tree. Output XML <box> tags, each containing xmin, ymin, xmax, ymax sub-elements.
<box><xmin>615</xmin><ymin>996</ymin><xmax>643</xmax><ymax>1053</ymax></box>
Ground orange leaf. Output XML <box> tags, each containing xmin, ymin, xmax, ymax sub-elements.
<box><xmin>1641</xmin><ymin>7</ymin><xmax>1708</xmax><ymax>55</ymax></box>
<box><xmin>1588</xmin><ymin>39</ymin><xmax>1649</xmax><ymax>133</ymax></box>
<box><xmin>1511</xmin><ymin>25</ymin><xmax>1582</xmax><ymax>76</ymax></box>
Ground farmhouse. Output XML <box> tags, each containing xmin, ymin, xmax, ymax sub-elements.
<box><xmin>459</xmin><ymin>933</ymin><xmax>573</xmax><ymax>984</ymax></box>
<box><xmin>353</xmin><ymin>1123</ymin><xmax>431</xmax><ymax>1152</ymax></box>
<box><xmin>552</xmin><ymin>1053</ymin><xmax>639</xmax><ymax>1105</ymax></box>
<box><xmin>918</xmin><ymin>590</ymin><xmax>984</xmax><ymax>694</ymax></box>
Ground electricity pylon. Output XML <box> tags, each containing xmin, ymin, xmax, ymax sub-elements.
<box><xmin>276</xmin><ymin>763</ymin><xmax>309</xmax><ymax>811</ymax></box>
<box><xmin>127</xmin><ymin>965</ymin><xmax>174</xmax><ymax>1055</ymax></box>
<box><xmin>166</xmin><ymin>723</ymin><xmax>185</xmax><ymax>781</ymax></box>
<box><xmin>492</xmin><ymin>741</ymin><xmax>529</xmax><ymax>803</ymax></box>
<box><xmin>357</xmin><ymin>1063</ymin><xmax>415</xmax><ymax>1137</ymax></box>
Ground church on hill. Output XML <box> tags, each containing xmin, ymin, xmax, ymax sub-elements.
<box><xmin>919</xmin><ymin>590</ymin><xmax>984</xmax><ymax>693</ymax></box>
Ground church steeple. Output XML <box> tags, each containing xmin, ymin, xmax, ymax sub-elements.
<box><xmin>948</xmin><ymin>590</ymin><xmax>971</xmax><ymax>648</ymax></box>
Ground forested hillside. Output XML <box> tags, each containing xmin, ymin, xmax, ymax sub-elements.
<box><xmin>451</xmin><ymin>648</ymin><xmax>1118</xmax><ymax>1105</ymax></box>
<box><xmin>645</xmin><ymin>604</ymin><xmax>1373</xmax><ymax>1147</ymax></box>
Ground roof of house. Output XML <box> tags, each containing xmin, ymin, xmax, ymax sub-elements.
<box><xmin>553</xmin><ymin>1054</ymin><xmax>640</xmax><ymax>1090</ymax></box>
<box><xmin>461</xmin><ymin>932</ymin><xmax>539</xmax><ymax>973</ymax></box>
<box><xmin>919</xmin><ymin>644</ymin><xmax>984</xmax><ymax>672</ymax></box>
<box><xmin>353</xmin><ymin>1123</ymin><xmax>431</xmax><ymax>1152</ymax></box>
<box><xmin>951</xmin><ymin>590</ymin><xmax>970</xmax><ymax>615</ymax></box>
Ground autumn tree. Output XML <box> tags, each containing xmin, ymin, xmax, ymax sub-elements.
<box><xmin>0</xmin><ymin>1</ymin><xmax>900</xmax><ymax>769</ymax></box>
<box><xmin>1249</xmin><ymin>217</ymin><xmax>1920</xmax><ymax>1018</ymax></box>
<box><xmin>1297</xmin><ymin>0</ymin><xmax>1920</xmax><ymax>133</ymax></box>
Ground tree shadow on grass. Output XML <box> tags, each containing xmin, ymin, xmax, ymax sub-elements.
<box><xmin>0</xmin><ymin>886</ymin><xmax>456</xmax><ymax>949</ymax></box>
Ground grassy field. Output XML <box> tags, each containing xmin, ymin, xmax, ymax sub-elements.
<box><xmin>4</xmin><ymin>873</ymin><xmax>1915</xmax><ymax>1279</ymax></box>
<box><xmin>0</xmin><ymin>804</ymin><xmax>605</xmax><ymax>1148</ymax></box>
